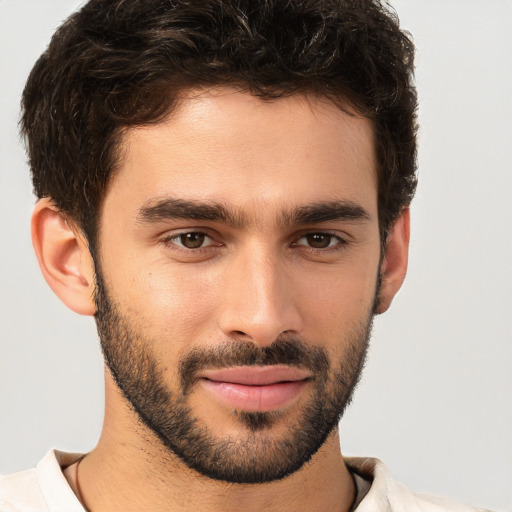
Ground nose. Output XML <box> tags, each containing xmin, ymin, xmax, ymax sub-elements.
<box><xmin>217</xmin><ymin>244</ymin><xmax>303</xmax><ymax>347</ymax></box>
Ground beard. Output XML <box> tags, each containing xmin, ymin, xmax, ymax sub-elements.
<box><xmin>94</xmin><ymin>269</ymin><xmax>374</xmax><ymax>484</ymax></box>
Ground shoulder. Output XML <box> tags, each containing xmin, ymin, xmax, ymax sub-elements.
<box><xmin>346</xmin><ymin>457</ymin><xmax>492</xmax><ymax>512</ymax></box>
<box><xmin>0</xmin><ymin>449</ymin><xmax>84</xmax><ymax>512</ymax></box>
<box><xmin>0</xmin><ymin>466</ymin><xmax>48</xmax><ymax>511</ymax></box>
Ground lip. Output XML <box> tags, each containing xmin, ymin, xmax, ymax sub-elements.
<box><xmin>200</xmin><ymin>365</ymin><xmax>311</xmax><ymax>385</ymax></box>
<box><xmin>198</xmin><ymin>366</ymin><xmax>311</xmax><ymax>412</ymax></box>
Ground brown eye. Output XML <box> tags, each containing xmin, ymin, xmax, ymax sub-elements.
<box><xmin>179</xmin><ymin>232</ymin><xmax>207</xmax><ymax>248</ymax></box>
<box><xmin>305</xmin><ymin>233</ymin><xmax>333</xmax><ymax>248</ymax></box>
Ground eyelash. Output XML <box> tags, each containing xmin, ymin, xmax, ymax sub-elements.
<box><xmin>160</xmin><ymin>231</ymin><xmax>218</xmax><ymax>252</ymax></box>
<box><xmin>160</xmin><ymin>230</ymin><xmax>348</xmax><ymax>253</ymax></box>
<box><xmin>292</xmin><ymin>232</ymin><xmax>348</xmax><ymax>252</ymax></box>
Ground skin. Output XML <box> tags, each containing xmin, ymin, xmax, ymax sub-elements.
<box><xmin>32</xmin><ymin>88</ymin><xmax>409</xmax><ymax>511</ymax></box>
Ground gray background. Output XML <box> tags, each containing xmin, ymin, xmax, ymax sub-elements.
<box><xmin>0</xmin><ymin>1</ymin><xmax>511</xmax><ymax>510</ymax></box>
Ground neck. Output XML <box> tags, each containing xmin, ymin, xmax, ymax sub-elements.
<box><xmin>66</xmin><ymin>374</ymin><xmax>356</xmax><ymax>512</ymax></box>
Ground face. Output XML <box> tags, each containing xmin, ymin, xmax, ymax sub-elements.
<box><xmin>94</xmin><ymin>89</ymin><xmax>381</xmax><ymax>483</ymax></box>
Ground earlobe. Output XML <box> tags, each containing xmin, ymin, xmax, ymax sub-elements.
<box><xmin>31</xmin><ymin>198</ymin><xmax>96</xmax><ymax>316</ymax></box>
<box><xmin>375</xmin><ymin>208</ymin><xmax>410</xmax><ymax>314</ymax></box>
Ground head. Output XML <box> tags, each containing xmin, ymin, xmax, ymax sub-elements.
<box><xmin>22</xmin><ymin>0</ymin><xmax>416</xmax><ymax>252</ymax></box>
<box><xmin>23</xmin><ymin>0</ymin><xmax>417</xmax><ymax>484</ymax></box>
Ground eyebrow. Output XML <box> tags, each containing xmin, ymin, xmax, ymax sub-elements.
<box><xmin>137</xmin><ymin>197</ymin><xmax>371</xmax><ymax>227</ymax></box>
<box><xmin>285</xmin><ymin>201</ymin><xmax>371</xmax><ymax>225</ymax></box>
<box><xmin>137</xmin><ymin>198</ymin><xmax>247</xmax><ymax>228</ymax></box>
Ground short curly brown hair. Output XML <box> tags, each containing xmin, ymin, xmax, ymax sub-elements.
<box><xmin>21</xmin><ymin>0</ymin><xmax>417</xmax><ymax>252</ymax></box>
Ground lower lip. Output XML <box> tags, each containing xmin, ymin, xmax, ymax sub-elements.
<box><xmin>200</xmin><ymin>379</ymin><xmax>308</xmax><ymax>412</ymax></box>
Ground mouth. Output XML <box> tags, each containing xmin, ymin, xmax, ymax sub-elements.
<box><xmin>198</xmin><ymin>366</ymin><xmax>311</xmax><ymax>412</ymax></box>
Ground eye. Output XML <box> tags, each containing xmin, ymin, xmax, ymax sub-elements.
<box><xmin>294</xmin><ymin>233</ymin><xmax>345</xmax><ymax>249</ymax></box>
<box><xmin>165</xmin><ymin>231</ymin><xmax>215</xmax><ymax>249</ymax></box>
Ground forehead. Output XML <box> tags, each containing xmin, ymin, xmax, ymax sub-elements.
<box><xmin>108</xmin><ymin>88</ymin><xmax>377</xmax><ymax>220</ymax></box>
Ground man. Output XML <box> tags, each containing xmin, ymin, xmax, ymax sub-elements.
<box><xmin>0</xmin><ymin>0</ymin><xmax>493</xmax><ymax>510</ymax></box>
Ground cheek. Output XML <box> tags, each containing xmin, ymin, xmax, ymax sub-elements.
<box><xmin>295</xmin><ymin>260</ymin><xmax>379</xmax><ymax>340</ymax></box>
<box><xmin>105</xmin><ymin>259</ymin><xmax>220</xmax><ymax>349</ymax></box>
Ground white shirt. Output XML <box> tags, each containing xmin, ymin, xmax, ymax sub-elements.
<box><xmin>345</xmin><ymin>457</ymin><xmax>492</xmax><ymax>512</ymax></box>
<box><xmin>0</xmin><ymin>450</ymin><xmax>492</xmax><ymax>511</ymax></box>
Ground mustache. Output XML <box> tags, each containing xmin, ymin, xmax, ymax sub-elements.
<box><xmin>179</xmin><ymin>338</ymin><xmax>330</xmax><ymax>393</ymax></box>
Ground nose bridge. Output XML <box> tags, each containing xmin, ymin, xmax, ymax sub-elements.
<box><xmin>218</xmin><ymin>241</ymin><xmax>301</xmax><ymax>346</ymax></box>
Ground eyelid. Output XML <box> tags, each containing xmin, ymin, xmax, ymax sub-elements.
<box><xmin>160</xmin><ymin>229</ymin><xmax>221</xmax><ymax>250</ymax></box>
<box><xmin>291</xmin><ymin>231</ymin><xmax>349</xmax><ymax>250</ymax></box>
<box><xmin>158</xmin><ymin>228</ymin><xmax>349</xmax><ymax>253</ymax></box>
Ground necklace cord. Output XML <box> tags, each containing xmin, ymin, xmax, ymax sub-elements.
<box><xmin>75</xmin><ymin>455</ymin><xmax>91</xmax><ymax>512</ymax></box>
<box><xmin>74</xmin><ymin>455</ymin><xmax>358</xmax><ymax>512</ymax></box>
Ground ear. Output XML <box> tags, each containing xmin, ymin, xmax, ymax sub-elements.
<box><xmin>375</xmin><ymin>208</ymin><xmax>410</xmax><ymax>314</ymax></box>
<box><xmin>31</xmin><ymin>198</ymin><xmax>96</xmax><ymax>315</ymax></box>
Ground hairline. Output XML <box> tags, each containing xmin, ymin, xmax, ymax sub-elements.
<box><xmin>86</xmin><ymin>84</ymin><xmax>380</xmax><ymax>256</ymax></box>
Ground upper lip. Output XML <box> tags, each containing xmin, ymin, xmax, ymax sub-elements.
<box><xmin>199</xmin><ymin>365</ymin><xmax>311</xmax><ymax>386</ymax></box>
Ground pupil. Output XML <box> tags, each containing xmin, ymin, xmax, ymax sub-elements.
<box><xmin>307</xmin><ymin>234</ymin><xmax>331</xmax><ymax>248</ymax></box>
<box><xmin>181</xmin><ymin>232</ymin><xmax>205</xmax><ymax>248</ymax></box>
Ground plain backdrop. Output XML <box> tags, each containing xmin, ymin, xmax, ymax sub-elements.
<box><xmin>0</xmin><ymin>1</ymin><xmax>511</xmax><ymax>510</ymax></box>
